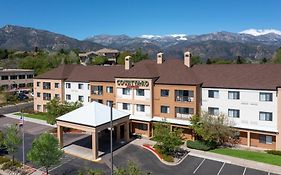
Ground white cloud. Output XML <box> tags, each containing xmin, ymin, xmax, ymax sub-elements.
<box><xmin>239</xmin><ymin>29</ymin><xmax>281</xmax><ymax>36</ymax></box>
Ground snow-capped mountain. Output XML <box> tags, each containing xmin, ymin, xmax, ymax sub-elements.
<box><xmin>240</xmin><ymin>29</ymin><xmax>281</xmax><ymax>36</ymax></box>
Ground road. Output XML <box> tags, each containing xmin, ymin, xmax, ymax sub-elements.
<box><xmin>0</xmin><ymin>101</ymin><xmax>33</xmax><ymax>115</ymax></box>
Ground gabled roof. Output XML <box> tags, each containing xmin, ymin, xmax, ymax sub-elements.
<box><xmin>57</xmin><ymin>101</ymin><xmax>130</xmax><ymax>127</ymax></box>
<box><xmin>66</xmin><ymin>65</ymin><xmax>125</xmax><ymax>82</ymax></box>
<box><xmin>118</xmin><ymin>59</ymin><xmax>202</xmax><ymax>85</ymax></box>
<box><xmin>192</xmin><ymin>64</ymin><xmax>281</xmax><ymax>90</ymax></box>
<box><xmin>35</xmin><ymin>64</ymin><xmax>79</xmax><ymax>80</ymax></box>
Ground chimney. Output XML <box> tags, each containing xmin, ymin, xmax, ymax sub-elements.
<box><xmin>184</xmin><ymin>51</ymin><xmax>192</xmax><ymax>67</ymax></box>
<box><xmin>157</xmin><ymin>52</ymin><xmax>164</xmax><ymax>64</ymax></box>
<box><xmin>125</xmin><ymin>56</ymin><xmax>132</xmax><ymax>70</ymax></box>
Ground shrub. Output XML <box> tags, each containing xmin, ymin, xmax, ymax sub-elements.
<box><xmin>266</xmin><ymin>150</ymin><xmax>281</xmax><ymax>156</ymax></box>
<box><xmin>186</xmin><ymin>140</ymin><xmax>217</xmax><ymax>151</ymax></box>
<box><xmin>0</xmin><ymin>156</ymin><xmax>10</xmax><ymax>165</ymax></box>
<box><xmin>1</xmin><ymin>160</ymin><xmax>21</xmax><ymax>170</ymax></box>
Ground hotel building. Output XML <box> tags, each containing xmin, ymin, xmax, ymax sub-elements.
<box><xmin>33</xmin><ymin>52</ymin><xmax>281</xmax><ymax>150</ymax></box>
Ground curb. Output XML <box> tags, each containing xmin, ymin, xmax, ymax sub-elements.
<box><xmin>141</xmin><ymin>145</ymin><xmax>189</xmax><ymax>166</ymax></box>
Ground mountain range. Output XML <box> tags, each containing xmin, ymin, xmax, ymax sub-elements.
<box><xmin>1</xmin><ymin>25</ymin><xmax>281</xmax><ymax>61</ymax></box>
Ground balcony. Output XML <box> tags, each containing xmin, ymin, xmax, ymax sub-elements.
<box><xmin>175</xmin><ymin>96</ymin><xmax>194</xmax><ymax>102</ymax></box>
<box><xmin>92</xmin><ymin>90</ymin><xmax>103</xmax><ymax>96</ymax></box>
<box><xmin>176</xmin><ymin>113</ymin><xmax>190</xmax><ymax>119</ymax></box>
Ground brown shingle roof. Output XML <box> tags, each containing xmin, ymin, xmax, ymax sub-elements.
<box><xmin>66</xmin><ymin>65</ymin><xmax>125</xmax><ymax>82</ymax></box>
<box><xmin>118</xmin><ymin>59</ymin><xmax>201</xmax><ymax>85</ymax></box>
<box><xmin>35</xmin><ymin>64</ymin><xmax>79</xmax><ymax>80</ymax></box>
<box><xmin>192</xmin><ymin>64</ymin><xmax>281</xmax><ymax>90</ymax></box>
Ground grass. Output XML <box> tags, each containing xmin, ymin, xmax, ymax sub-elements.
<box><xmin>210</xmin><ymin>148</ymin><xmax>281</xmax><ymax>166</ymax></box>
<box><xmin>15</xmin><ymin>112</ymin><xmax>49</xmax><ymax>121</ymax></box>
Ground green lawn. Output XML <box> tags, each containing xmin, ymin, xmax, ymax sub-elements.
<box><xmin>210</xmin><ymin>148</ymin><xmax>281</xmax><ymax>166</ymax></box>
<box><xmin>15</xmin><ymin>112</ymin><xmax>49</xmax><ymax>121</ymax></box>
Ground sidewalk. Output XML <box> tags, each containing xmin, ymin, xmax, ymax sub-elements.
<box><xmin>4</xmin><ymin>112</ymin><xmax>56</xmax><ymax>127</ymax></box>
<box><xmin>132</xmin><ymin>138</ymin><xmax>281</xmax><ymax>174</ymax></box>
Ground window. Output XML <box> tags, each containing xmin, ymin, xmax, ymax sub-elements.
<box><xmin>259</xmin><ymin>112</ymin><xmax>272</xmax><ymax>121</ymax></box>
<box><xmin>106</xmin><ymin>86</ymin><xmax>113</xmax><ymax>93</ymax></box>
<box><xmin>27</xmin><ymin>83</ymin><xmax>33</xmax><ymax>87</ymax></box>
<box><xmin>175</xmin><ymin>107</ymin><xmax>194</xmax><ymax>118</ymax></box>
<box><xmin>208</xmin><ymin>90</ymin><xmax>219</xmax><ymax>98</ymax></box>
<box><xmin>175</xmin><ymin>90</ymin><xmax>194</xmax><ymax>102</ymax></box>
<box><xmin>43</xmin><ymin>82</ymin><xmax>51</xmax><ymax>89</ymax></box>
<box><xmin>97</xmin><ymin>99</ymin><xmax>103</xmax><ymax>104</ymax></box>
<box><xmin>135</xmin><ymin>123</ymin><xmax>148</xmax><ymax>130</ymax></box>
<box><xmin>1</xmin><ymin>76</ymin><xmax>8</xmax><ymax>80</ymax></box>
<box><xmin>37</xmin><ymin>92</ymin><xmax>40</xmax><ymax>97</ymax></box>
<box><xmin>161</xmin><ymin>106</ymin><xmax>170</xmax><ymax>113</ymax></box>
<box><xmin>122</xmin><ymin>88</ymin><xmax>130</xmax><ymax>95</ymax></box>
<box><xmin>260</xmin><ymin>93</ymin><xmax>273</xmax><ymax>102</ymax></box>
<box><xmin>10</xmin><ymin>75</ymin><xmax>17</xmax><ymax>80</ymax></box>
<box><xmin>55</xmin><ymin>83</ymin><xmax>59</xmax><ymax>88</ymax></box>
<box><xmin>18</xmin><ymin>75</ymin><xmax>25</xmax><ymax>79</ymax></box>
<box><xmin>66</xmin><ymin>94</ymin><xmax>71</xmax><ymax>100</ymax></box>
<box><xmin>37</xmin><ymin>105</ymin><xmax>41</xmax><ymax>111</ymax></box>
<box><xmin>78</xmin><ymin>84</ymin><xmax>83</xmax><ymax>89</ymax></box>
<box><xmin>228</xmin><ymin>109</ymin><xmax>240</xmax><ymax>118</ymax></box>
<box><xmin>92</xmin><ymin>86</ymin><xmax>103</xmax><ymax>95</ymax></box>
<box><xmin>19</xmin><ymin>83</ymin><xmax>25</xmax><ymax>88</ymax></box>
<box><xmin>88</xmin><ymin>84</ymin><xmax>90</xmax><ymax>90</ymax></box>
<box><xmin>136</xmin><ymin>89</ymin><xmax>144</xmax><ymax>96</ymax></box>
<box><xmin>259</xmin><ymin>135</ymin><xmax>272</xmax><ymax>144</ymax></box>
<box><xmin>228</xmin><ymin>91</ymin><xmax>240</xmax><ymax>100</ymax></box>
<box><xmin>161</xmin><ymin>89</ymin><xmax>169</xmax><ymax>97</ymax></box>
<box><xmin>208</xmin><ymin>107</ymin><xmax>219</xmax><ymax>115</ymax></box>
<box><xmin>37</xmin><ymin>82</ymin><xmax>40</xmax><ymax>87</ymax></box>
<box><xmin>66</xmin><ymin>83</ymin><xmax>71</xmax><ymax>89</ymax></box>
<box><xmin>122</xmin><ymin>103</ymin><xmax>130</xmax><ymax>110</ymax></box>
<box><xmin>136</xmin><ymin>104</ymin><xmax>145</xmax><ymax>112</ymax></box>
<box><xmin>106</xmin><ymin>100</ymin><xmax>113</xmax><ymax>107</ymax></box>
<box><xmin>78</xmin><ymin>95</ymin><xmax>84</xmax><ymax>102</ymax></box>
<box><xmin>27</xmin><ymin>74</ymin><xmax>33</xmax><ymax>79</ymax></box>
<box><xmin>55</xmin><ymin>94</ymin><xmax>60</xmax><ymax>99</ymax></box>
<box><xmin>43</xmin><ymin>93</ymin><xmax>51</xmax><ymax>100</ymax></box>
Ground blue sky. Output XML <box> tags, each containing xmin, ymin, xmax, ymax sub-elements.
<box><xmin>0</xmin><ymin>0</ymin><xmax>280</xmax><ymax>40</ymax></box>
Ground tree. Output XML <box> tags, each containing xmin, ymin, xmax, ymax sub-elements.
<box><xmin>91</xmin><ymin>56</ymin><xmax>108</xmax><ymax>65</ymax></box>
<box><xmin>114</xmin><ymin>161</ymin><xmax>147</xmax><ymax>175</ymax></box>
<box><xmin>0</xmin><ymin>130</ymin><xmax>5</xmax><ymax>150</ymax></box>
<box><xmin>260</xmin><ymin>57</ymin><xmax>267</xmax><ymax>64</ymax></box>
<box><xmin>117</xmin><ymin>51</ymin><xmax>132</xmax><ymax>64</ymax></box>
<box><xmin>3</xmin><ymin>124</ymin><xmax>22</xmax><ymax>164</ymax></box>
<box><xmin>46</xmin><ymin>98</ymin><xmax>82</xmax><ymax>125</ymax></box>
<box><xmin>190</xmin><ymin>112</ymin><xmax>239</xmax><ymax>145</ymax></box>
<box><xmin>236</xmin><ymin>56</ymin><xmax>243</xmax><ymax>64</ymax></box>
<box><xmin>206</xmin><ymin>58</ymin><xmax>212</xmax><ymax>64</ymax></box>
<box><xmin>131</xmin><ymin>48</ymin><xmax>149</xmax><ymax>63</ymax></box>
<box><xmin>272</xmin><ymin>47</ymin><xmax>281</xmax><ymax>63</ymax></box>
<box><xmin>153</xmin><ymin>121</ymin><xmax>182</xmax><ymax>155</ymax></box>
<box><xmin>191</xmin><ymin>56</ymin><xmax>202</xmax><ymax>65</ymax></box>
<box><xmin>27</xmin><ymin>133</ymin><xmax>63</xmax><ymax>175</ymax></box>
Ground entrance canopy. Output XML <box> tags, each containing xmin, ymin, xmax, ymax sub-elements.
<box><xmin>56</xmin><ymin>101</ymin><xmax>130</xmax><ymax>160</ymax></box>
<box><xmin>57</xmin><ymin>101</ymin><xmax>130</xmax><ymax>127</ymax></box>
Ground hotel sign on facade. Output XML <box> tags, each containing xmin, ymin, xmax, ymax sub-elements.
<box><xmin>116</xmin><ymin>79</ymin><xmax>150</xmax><ymax>89</ymax></box>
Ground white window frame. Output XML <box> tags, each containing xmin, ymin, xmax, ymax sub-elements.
<box><xmin>259</xmin><ymin>92</ymin><xmax>273</xmax><ymax>102</ymax></box>
<box><xmin>136</xmin><ymin>104</ymin><xmax>145</xmax><ymax>112</ymax></box>
<box><xmin>66</xmin><ymin>94</ymin><xmax>71</xmax><ymax>100</ymax></box>
<box><xmin>66</xmin><ymin>83</ymin><xmax>71</xmax><ymax>89</ymax></box>
<box><xmin>208</xmin><ymin>90</ymin><xmax>219</xmax><ymax>98</ymax></box>
<box><xmin>259</xmin><ymin>112</ymin><xmax>272</xmax><ymax>121</ymax></box>
<box><xmin>228</xmin><ymin>109</ymin><xmax>240</xmax><ymax>118</ymax></box>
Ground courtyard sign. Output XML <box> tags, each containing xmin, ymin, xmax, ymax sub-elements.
<box><xmin>117</xmin><ymin>80</ymin><xmax>149</xmax><ymax>88</ymax></box>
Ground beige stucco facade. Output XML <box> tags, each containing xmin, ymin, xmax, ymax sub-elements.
<box><xmin>90</xmin><ymin>81</ymin><xmax>116</xmax><ymax>106</ymax></box>
<box><xmin>33</xmin><ymin>79</ymin><xmax>64</xmax><ymax>112</ymax></box>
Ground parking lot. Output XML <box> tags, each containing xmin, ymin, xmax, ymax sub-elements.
<box><xmin>113</xmin><ymin>144</ymin><xmax>281</xmax><ymax>175</ymax></box>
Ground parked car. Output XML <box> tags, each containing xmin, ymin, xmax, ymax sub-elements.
<box><xmin>17</xmin><ymin>93</ymin><xmax>29</xmax><ymax>101</ymax></box>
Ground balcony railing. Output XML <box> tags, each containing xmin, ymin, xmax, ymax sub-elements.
<box><xmin>175</xmin><ymin>96</ymin><xmax>193</xmax><ymax>102</ymax></box>
<box><xmin>176</xmin><ymin>113</ymin><xmax>190</xmax><ymax>119</ymax></box>
<box><xmin>43</xmin><ymin>86</ymin><xmax>51</xmax><ymax>90</ymax></box>
<box><xmin>92</xmin><ymin>91</ymin><xmax>103</xmax><ymax>95</ymax></box>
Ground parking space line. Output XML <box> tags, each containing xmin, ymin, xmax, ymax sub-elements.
<box><xmin>268</xmin><ymin>172</ymin><xmax>270</xmax><ymax>175</ymax></box>
<box><xmin>217</xmin><ymin>162</ymin><xmax>225</xmax><ymax>175</ymax></box>
<box><xmin>243</xmin><ymin>167</ymin><xmax>247</xmax><ymax>175</ymax></box>
<box><xmin>193</xmin><ymin>158</ymin><xmax>205</xmax><ymax>174</ymax></box>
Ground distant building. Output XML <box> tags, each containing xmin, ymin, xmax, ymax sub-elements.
<box><xmin>0</xmin><ymin>68</ymin><xmax>34</xmax><ymax>91</ymax></box>
<box><xmin>78</xmin><ymin>48</ymin><xmax>119</xmax><ymax>65</ymax></box>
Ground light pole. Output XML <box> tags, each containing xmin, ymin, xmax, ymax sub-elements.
<box><xmin>110</xmin><ymin>103</ymin><xmax>113</xmax><ymax>175</ymax></box>
<box><xmin>21</xmin><ymin>110</ymin><xmax>25</xmax><ymax>167</ymax></box>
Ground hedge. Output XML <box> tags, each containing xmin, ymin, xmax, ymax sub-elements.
<box><xmin>186</xmin><ymin>140</ymin><xmax>217</xmax><ymax>151</ymax></box>
<box><xmin>266</xmin><ymin>150</ymin><xmax>281</xmax><ymax>156</ymax></box>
